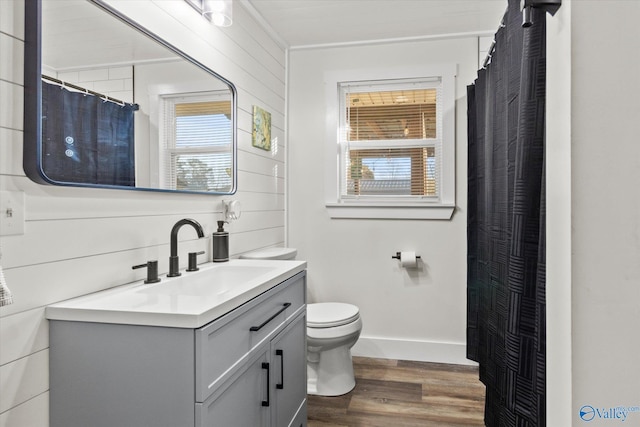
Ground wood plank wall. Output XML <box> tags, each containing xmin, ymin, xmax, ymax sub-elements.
<box><xmin>0</xmin><ymin>1</ymin><xmax>286</xmax><ymax>425</ymax></box>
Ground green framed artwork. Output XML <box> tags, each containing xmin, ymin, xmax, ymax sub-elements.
<box><xmin>252</xmin><ymin>105</ymin><xmax>271</xmax><ymax>151</ymax></box>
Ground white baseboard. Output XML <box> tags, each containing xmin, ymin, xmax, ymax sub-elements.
<box><xmin>351</xmin><ymin>336</ymin><xmax>477</xmax><ymax>366</ymax></box>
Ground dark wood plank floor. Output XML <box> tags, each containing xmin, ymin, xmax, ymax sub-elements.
<box><xmin>307</xmin><ymin>357</ymin><xmax>486</xmax><ymax>427</ymax></box>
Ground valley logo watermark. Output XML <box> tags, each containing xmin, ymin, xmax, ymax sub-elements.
<box><xmin>579</xmin><ymin>404</ymin><xmax>640</xmax><ymax>422</ymax></box>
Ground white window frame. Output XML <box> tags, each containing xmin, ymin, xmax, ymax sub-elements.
<box><xmin>324</xmin><ymin>64</ymin><xmax>456</xmax><ymax>220</ymax></box>
<box><xmin>159</xmin><ymin>91</ymin><xmax>232</xmax><ymax>192</ymax></box>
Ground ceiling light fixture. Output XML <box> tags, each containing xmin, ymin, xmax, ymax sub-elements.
<box><xmin>204</xmin><ymin>0</ymin><xmax>233</xmax><ymax>27</ymax></box>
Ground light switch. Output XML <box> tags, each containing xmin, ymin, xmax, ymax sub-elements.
<box><xmin>0</xmin><ymin>191</ymin><xmax>25</xmax><ymax>236</ymax></box>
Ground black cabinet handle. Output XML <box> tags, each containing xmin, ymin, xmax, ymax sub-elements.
<box><xmin>261</xmin><ymin>362</ymin><xmax>270</xmax><ymax>407</ymax></box>
<box><xmin>276</xmin><ymin>349</ymin><xmax>284</xmax><ymax>390</ymax></box>
<box><xmin>249</xmin><ymin>303</ymin><xmax>291</xmax><ymax>332</ymax></box>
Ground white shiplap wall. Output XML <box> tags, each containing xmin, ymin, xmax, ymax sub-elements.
<box><xmin>0</xmin><ymin>0</ymin><xmax>286</xmax><ymax>425</ymax></box>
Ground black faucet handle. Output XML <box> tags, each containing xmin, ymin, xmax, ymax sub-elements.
<box><xmin>132</xmin><ymin>260</ymin><xmax>161</xmax><ymax>284</ymax></box>
<box><xmin>187</xmin><ymin>251</ymin><xmax>205</xmax><ymax>272</ymax></box>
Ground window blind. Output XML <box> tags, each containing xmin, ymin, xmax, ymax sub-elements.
<box><xmin>340</xmin><ymin>79</ymin><xmax>442</xmax><ymax>200</ymax></box>
<box><xmin>163</xmin><ymin>98</ymin><xmax>232</xmax><ymax>192</ymax></box>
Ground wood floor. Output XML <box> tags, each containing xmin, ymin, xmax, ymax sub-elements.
<box><xmin>307</xmin><ymin>357</ymin><xmax>486</xmax><ymax>427</ymax></box>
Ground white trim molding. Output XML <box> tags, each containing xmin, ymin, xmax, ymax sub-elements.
<box><xmin>324</xmin><ymin>64</ymin><xmax>457</xmax><ymax>220</ymax></box>
<box><xmin>325</xmin><ymin>203</ymin><xmax>455</xmax><ymax>220</ymax></box>
<box><xmin>352</xmin><ymin>336</ymin><xmax>476</xmax><ymax>366</ymax></box>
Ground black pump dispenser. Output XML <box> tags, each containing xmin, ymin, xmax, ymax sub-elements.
<box><xmin>212</xmin><ymin>221</ymin><xmax>229</xmax><ymax>262</ymax></box>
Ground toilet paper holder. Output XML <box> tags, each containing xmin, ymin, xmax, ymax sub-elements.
<box><xmin>391</xmin><ymin>252</ymin><xmax>421</xmax><ymax>260</ymax></box>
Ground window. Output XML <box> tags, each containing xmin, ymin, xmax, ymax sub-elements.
<box><xmin>325</xmin><ymin>65</ymin><xmax>456</xmax><ymax>219</ymax></box>
<box><xmin>161</xmin><ymin>93</ymin><xmax>233</xmax><ymax>192</ymax></box>
<box><xmin>340</xmin><ymin>79</ymin><xmax>440</xmax><ymax>199</ymax></box>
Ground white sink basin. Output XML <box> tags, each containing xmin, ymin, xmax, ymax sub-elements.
<box><xmin>138</xmin><ymin>265</ymin><xmax>277</xmax><ymax>297</ymax></box>
<box><xmin>46</xmin><ymin>259</ymin><xmax>307</xmax><ymax>328</ymax></box>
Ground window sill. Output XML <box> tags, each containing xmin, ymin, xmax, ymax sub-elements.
<box><xmin>325</xmin><ymin>203</ymin><xmax>455</xmax><ymax>220</ymax></box>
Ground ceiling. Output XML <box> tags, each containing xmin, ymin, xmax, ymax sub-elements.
<box><xmin>246</xmin><ymin>0</ymin><xmax>508</xmax><ymax>48</ymax></box>
<box><xmin>42</xmin><ymin>0</ymin><xmax>508</xmax><ymax>69</ymax></box>
<box><xmin>42</xmin><ymin>0</ymin><xmax>175</xmax><ymax>70</ymax></box>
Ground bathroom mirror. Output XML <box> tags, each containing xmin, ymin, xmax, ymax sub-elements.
<box><xmin>24</xmin><ymin>0</ymin><xmax>237</xmax><ymax>194</ymax></box>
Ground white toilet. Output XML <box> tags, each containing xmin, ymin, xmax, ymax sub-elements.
<box><xmin>240</xmin><ymin>248</ymin><xmax>363</xmax><ymax>396</ymax></box>
<box><xmin>306</xmin><ymin>302</ymin><xmax>361</xmax><ymax>396</ymax></box>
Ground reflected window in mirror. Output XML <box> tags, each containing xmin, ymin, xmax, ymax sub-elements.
<box><xmin>161</xmin><ymin>93</ymin><xmax>233</xmax><ymax>192</ymax></box>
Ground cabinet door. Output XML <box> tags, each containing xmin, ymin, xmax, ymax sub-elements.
<box><xmin>195</xmin><ymin>272</ymin><xmax>306</xmax><ymax>402</ymax></box>
<box><xmin>197</xmin><ymin>349</ymin><xmax>271</xmax><ymax>427</ymax></box>
<box><xmin>271</xmin><ymin>312</ymin><xmax>307</xmax><ymax>427</ymax></box>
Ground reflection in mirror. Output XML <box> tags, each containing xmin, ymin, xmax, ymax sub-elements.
<box><xmin>24</xmin><ymin>0</ymin><xmax>237</xmax><ymax>194</ymax></box>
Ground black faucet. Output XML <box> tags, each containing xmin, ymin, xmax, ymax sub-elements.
<box><xmin>168</xmin><ymin>218</ymin><xmax>205</xmax><ymax>277</ymax></box>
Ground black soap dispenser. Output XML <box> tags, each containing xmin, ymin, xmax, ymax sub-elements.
<box><xmin>212</xmin><ymin>221</ymin><xmax>229</xmax><ymax>262</ymax></box>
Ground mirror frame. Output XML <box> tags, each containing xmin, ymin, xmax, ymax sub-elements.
<box><xmin>23</xmin><ymin>0</ymin><xmax>238</xmax><ymax>195</ymax></box>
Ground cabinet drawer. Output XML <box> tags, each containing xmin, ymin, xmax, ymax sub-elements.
<box><xmin>195</xmin><ymin>271</ymin><xmax>306</xmax><ymax>402</ymax></box>
<box><xmin>196</xmin><ymin>348</ymin><xmax>271</xmax><ymax>427</ymax></box>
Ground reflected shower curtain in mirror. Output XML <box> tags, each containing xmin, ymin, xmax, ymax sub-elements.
<box><xmin>466</xmin><ymin>0</ymin><xmax>546</xmax><ymax>425</ymax></box>
<box><xmin>42</xmin><ymin>81</ymin><xmax>136</xmax><ymax>186</ymax></box>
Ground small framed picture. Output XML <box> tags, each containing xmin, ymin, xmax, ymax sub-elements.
<box><xmin>252</xmin><ymin>105</ymin><xmax>271</xmax><ymax>151</ymax></box>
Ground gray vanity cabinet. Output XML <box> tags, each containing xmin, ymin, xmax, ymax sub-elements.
<box><xmin>49</xmin><ymin>271</ymin><xmax>307</xmax><ymax>427</ymax></box>
<box><xmin>197</xmin><ymin>312</ymin><xmax>307</xmax><ymax>427</ymax></box>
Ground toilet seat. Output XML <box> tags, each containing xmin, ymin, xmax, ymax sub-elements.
<box><xmin>307</xmin><ymin>303</ymin><xmax>360</xmax><ymax>328</ymax></box>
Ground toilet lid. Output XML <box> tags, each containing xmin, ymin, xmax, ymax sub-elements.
<box><xmin>307</xmin><ymin>303</ymin><xmax>360</xmax><ymax>328</ymax></box>
<box><xmin>240</xmin><ymin>247</ymin><xmax>297</xmax><ymax>260</ymax></box>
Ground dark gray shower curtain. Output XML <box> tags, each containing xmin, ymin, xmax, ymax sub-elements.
<box><xmin>42</xmin><ymin>81</ymin><xmax>136</xmax><ymax>186</ymax></box>
<box><xmin>467</xmin><ymin>0</ymin><xmax>546</xmax><ymax>425</ymax></box>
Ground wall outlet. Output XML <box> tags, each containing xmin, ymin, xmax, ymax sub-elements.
<box><xmin>0</xmin><ymin>191</ymin><xmax>25</xmax><ymax>236</ymax></box>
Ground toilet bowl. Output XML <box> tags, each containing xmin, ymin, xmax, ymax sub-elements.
<box><xmin>240</xmin><ymin>248</ymin><xmax>363</xmax><ymax>396</ymax></box>
<box><xmin>306</xmin><ymin>302</ymin><xmax>362</xmax><ymax>396</ymax></box>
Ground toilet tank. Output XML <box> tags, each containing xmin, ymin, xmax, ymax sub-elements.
<box><xmin>240</xmin><ymin>247</ymin><xmax>297</xmax><ymax>260</ymax></box>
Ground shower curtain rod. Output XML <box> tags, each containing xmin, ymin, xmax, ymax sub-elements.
<box><xmin>482</xmin><ymin>39</ymin><xmax>497</xmax><ymax>69</ymax></box>
<box><xmin>481</xmin><ymin>9</ymin><xmax>507</xmax><ymax>70</ymax></box>
<box><xmin>482</xmin><ymin>19</ymin><xmax>507</xmax><ymax>70</ymax></box>
<box><xmin>482</xmin><ymin>0</ymin><xmax>562</xmax><ymax>69</ymax></box>
<box><xmin>41</xmin><ymin>75</ymin><xmax>139</xmax><ymax>110</ymax></box>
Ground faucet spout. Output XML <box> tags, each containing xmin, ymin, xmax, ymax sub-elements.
<box><xmin>168</xmin><ymin>218</ymin><xmax>205</xmax><ymax>277</ymax></box>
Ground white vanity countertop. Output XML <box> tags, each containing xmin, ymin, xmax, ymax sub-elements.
<box><xmin>46</xmin><ymin>259</ymin><xmax>307</xmax><ymax>328</ymax></box>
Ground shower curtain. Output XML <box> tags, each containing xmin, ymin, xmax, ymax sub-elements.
<box><xmin>42</xmin><ymin>81</ymin><xmax>136</xmax><ymax>186</ymax></box>
<box><xmin>466</xmin><ymin>0</ymin><xmax>546</xmax><ymax>425</ymax></box>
